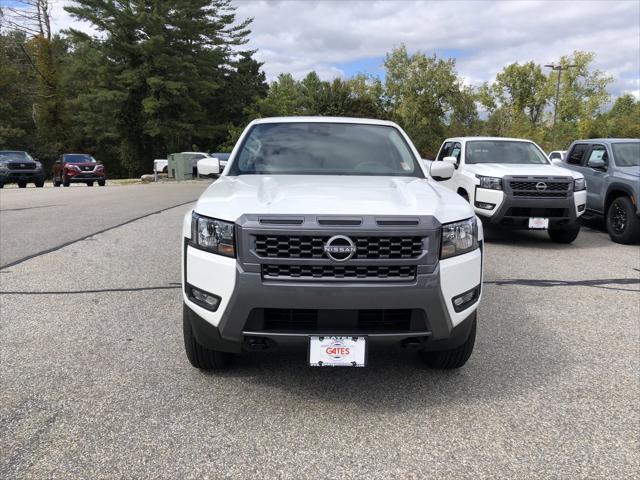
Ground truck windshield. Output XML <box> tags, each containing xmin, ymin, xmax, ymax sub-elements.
<box><xmin>465</xmin><ymin>141</ymin><xmax>549</xmax><ymax>165</ymax></box>
<box><xmin>64</xmin><ymin>154</ymin><xmax>96</xmax><ymax>163</ymax></box>
<box><xmin>229</xmin><ymin>122</ymin><xmax>422</xmax><ymax>177</ymax></box>
<box><xmin>612</xmin><ymin>142</ymin><xmax>640</xmax><ymax>167</ymax></box>
<box><xmin>0</xmin><ymin>151</ymin><xmax>31</xmax><ymax>162</ymax></box>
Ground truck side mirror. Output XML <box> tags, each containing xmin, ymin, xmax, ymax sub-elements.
<box><xmin>197</xmin><ymin>157</ymin><xmax>221</xmax><ymax>176</ymax></box>
<box><xmin>442</xmin><ymin>156</ymin><xmax>459</xmax><ymax>169</ymax></box>
<box><xmin>587</xmin><ymin>157</ymin><xmax>606</xmax><ymax>170</ymax></box>
<box><xmin>550</xmin><ymin>159</ymin><xmax>563</xmax><ymax>166</ymax></box>
<box><xmin>430</xmin><ymin>161</ymin><xmax>454</xmax><ymax>181</ymax></box>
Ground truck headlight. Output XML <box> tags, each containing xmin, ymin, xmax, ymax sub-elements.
<box><xmin>190</xmin><ymin>212</ymin><xmax>235</xmax><ymax>257</ymax></box>
<box><xmin>476</xmin><ymin>175</ymin><xmax>502</xmax><ymax>190</ymax></box>
<box><xmin>574</xmin><ymin>178</ymin><xmax>586</xmax><ymax>191</ymax></box>
<box><xmin>440</xmin><ymin>217</ymin><xmax>478</xmax><ymax>259</ymax></box>
<box><xmin>0</xmin><ymin>162</ymin><xmax>8</xmax><ymax>170</ymax></box>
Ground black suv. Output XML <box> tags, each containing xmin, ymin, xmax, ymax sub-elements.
<box><xmin>0</xmin><ymin>151</ymin><xmax>45</xmax><ymax>188</ymax></box>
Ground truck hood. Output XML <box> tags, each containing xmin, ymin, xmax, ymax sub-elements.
<box><xmin>195</xmin><ymin>175</ymin><xmax>474</xmax><ymax>224</ymax></box>
<box><xmin>466</xmin><ymin>163</ymin><xmax>581</xmax><ymax>179</ymax></box>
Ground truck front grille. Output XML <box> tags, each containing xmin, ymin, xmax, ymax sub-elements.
<box><xmin>509</xmin><ymin>180</ymin><xmax>571</xmax><ymax>198</ymax></box>
<box><xmin>262</xmin><ymin>264</ymin><xmax>416</xmax><ymax>281</ymax></box>
<box><xmin>255</xmin><ymin>235</ymin><xmax>423</xmax><ymax>259</ymax></box>
<box><xmin>8</xmin><ymin>162</ymin><xmax>36</xmax><ymax>170</ymax></box>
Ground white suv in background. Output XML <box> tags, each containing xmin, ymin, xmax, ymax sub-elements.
<box><xmin>432</xmin><ymin>137</ymin><xmax>587</xmax><ymax>243</ymax></box>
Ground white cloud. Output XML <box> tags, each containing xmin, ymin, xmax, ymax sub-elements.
<box><xmin>49</xmin><ymin>0</ymin><xmax>95</xmax><ymax>35</ymax></box>
<box><xmin>48</xmin><ymin>0</ymin><xmax>640</xmax><ymax>97</ymax></box>
<box><xmin>234</xmin><ymin>0</ymin><xmax>640</xmax><ymax>98</ymax></box>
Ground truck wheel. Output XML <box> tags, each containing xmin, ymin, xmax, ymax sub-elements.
<box><xmin>183</xmin><ymin>305</ymin><xmax>232</xmax><ymax>371</ymax></box>
<box><xmin>63</xmin><ymin>176</ymin><xmax>70</xmax><ymax>187</ymax></box>
<box><xmin>548</xmin><ymin>224</ymin><xmax>580</xmax><ymax>243</ymax></box>
<box><xmin>86</xmin><ymin>181</ymin><xmax>94</xmax><ymax>187</ymax></box>
<box><xmin>419</xmin><ymin>317</ymin><xmax>476</xmax><ymax>369</ymax></box>
<box><xmin>607</xmin><ymin>196</ymin><xmax>640</xmax><ymax>244</ymax></box>
<box><xmin>18</xmin><ymin>182</ymin><xmax>27</xmax><ymax>188</ymax></box>
<box><xmin>35</xmin><ymin>180</ymin><xmax>44</xmax><ymax>188</ymax></box>
<box><xmin>53</xmin><ymin>179</ymin><xmax>61</xmax><ymax>187</ymax></box>
<box><xmin>98</xmin><ymin>179</ymin><xmax>106</xmax><ymax>186</ymax></box>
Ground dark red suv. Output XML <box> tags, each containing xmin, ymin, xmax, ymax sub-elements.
<box><xmin>52</xmin><ymin>154</ymin><xmax>106</xmax><ymax>187</ymax></box>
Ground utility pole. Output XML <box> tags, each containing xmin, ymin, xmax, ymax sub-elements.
<box><xmin>545</xmin><ymin>63</ymin><xmax>576</xmax><ymax>148</ymax></box>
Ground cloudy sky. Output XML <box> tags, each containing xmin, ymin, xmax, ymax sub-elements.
<box><xmin>39</xmin><ymin>0</ymin><xmax>640</xmax><ymax>98</ymax></box>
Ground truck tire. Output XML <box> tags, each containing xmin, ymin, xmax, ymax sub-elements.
<box><xmin>35</xmin><ymin>180</ymin><xmax>44</xmax><ymax>188</ymax></box>
<box><xmin>183</xmin><ymin>305</ymin><xmax>232</xmax><ymax>371</ymax></box>
<box><xmin>86</xmin><ymin>181</ymin><xmax>94</xmax><ymax>187</ymax></box>
<box><xmin>607</xmin><ymin>196</ymin><xmax>640</xmax><ymax>244</ymax></box>
<box><xmin>419</xmin><ymin>317</ymin><xmax>476</xmax><ymax>369</ymax></box>
<box><xmin>548</xmin><ymin>224</ymin><xmax>580</xmax><ymax>243</ymax></box>
<box><xmin>98</xmin><ymin>179</ymin><xmax>106</xmax><ymax>186</ymax></box>
<box><xmin>63</xmin><ymin>176</ymin><xmax>70</xmax><ymax>187</ymax></box>
<box><xmin>18</xmin><ymin>182</ymin><xmax>27</xmax><ymax>188</ymax></box>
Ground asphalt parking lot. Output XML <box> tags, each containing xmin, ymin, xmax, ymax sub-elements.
<box><xmin>1</xmin><ymin>182</ymin><xmax>639</xmax><ymax>479</ymax></box>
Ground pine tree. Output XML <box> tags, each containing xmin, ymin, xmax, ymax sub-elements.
<box><xmin>65</xmin><ymin>0</ymin><xmax>258</xmax><ymax>176</ymax></box>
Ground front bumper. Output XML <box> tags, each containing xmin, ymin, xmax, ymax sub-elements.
<box><xmin>182</xmin><ymin>237</ymin><xmax>483</xmax><ymax>354</ymax></box>
<box><xmin>0</xmin><ymin>170</ymin><xmax>45</xmax><ymax>184</ymax></box>
<box><xmin>66</xmin><ymin>172</ymin><xmax>106</xmax><ymax>182</ymax></box>
<box><xmin>474</xmin><ymin>177</ymin><xmax>586</xmax><ymax>228</ymax></box>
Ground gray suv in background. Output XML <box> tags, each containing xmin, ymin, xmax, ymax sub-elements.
<box><xmin>0</xmin><ymin>151</ymin><xmax>45</xmax><ymax>188</ymax></box>
<box><xmin>560</xmin><ymin>139</ymin><xmax>639</xmax><ymax>244</ymax></box>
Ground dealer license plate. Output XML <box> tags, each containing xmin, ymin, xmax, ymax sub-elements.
<box><xmin>309</xmin><ymin>336</ymin><xmax>367</xmax><ymax>367</ymax></box>
<box><xmin>528</xmin><ymin>217</ymin><xmax>549</xmax><ymax>229</ymax></box>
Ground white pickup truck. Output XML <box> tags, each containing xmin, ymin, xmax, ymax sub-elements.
<box><xmin>182</xmin><ymin>117</ymin><xmax>484</xmax><ymax>371</ymax></box>
<box><xmin>432</xmin><ymin>137</ymin><xmax>587</xmax><ymax>243</ymax></box>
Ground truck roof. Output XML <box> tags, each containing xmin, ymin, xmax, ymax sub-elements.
<box><xmin>443</xmin><ymin>136</ymin><xmax>536</xmax><ymax>143</ymax></box>
<box><xmin>251</xmin><ymin>116</ymin><xmax>398</xmax><ymax>127</ymax></box>
<box><xmin>570</xmin><ymin>138</ymin><xmax>639</xmax><ymax>143</ymax></box>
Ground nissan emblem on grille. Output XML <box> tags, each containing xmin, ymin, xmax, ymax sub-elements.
<box><xmin>535</xmin><ymin>182</ymin><xmax>547</xmax><ymax>191</ymax></box>
<box><xmin>324</xmin><ymin>235</ymin><xmax>356</xmax><ymax>262</ymax></box>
